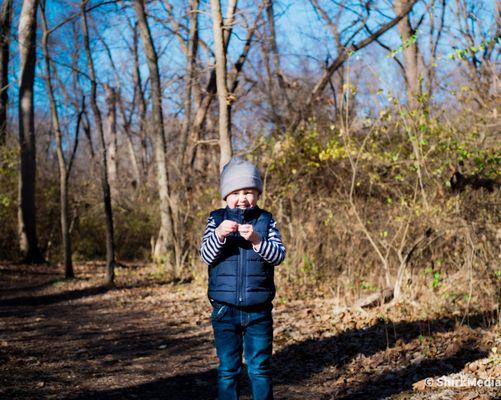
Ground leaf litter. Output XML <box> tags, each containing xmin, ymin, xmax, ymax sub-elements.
<box><xmin>0</xmin><ymin>262</ymin><xmax>498</xmax><ymax>399</ymax></box>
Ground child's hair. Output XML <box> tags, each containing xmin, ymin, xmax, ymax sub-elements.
<box><xmin>220</xmin><ymin>157</ymin><xmax>263</xmax><ymax>199</ymax></box>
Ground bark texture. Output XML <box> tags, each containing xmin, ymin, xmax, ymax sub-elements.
<box><xmin>18</xmin><ymin>0</ymin><xmax>44</xmax><ymax>264</ymax></box>
<box><xmin>133</xmin><ymin>0</ymin><xmax>177</xmax><ymax>264</ymax></box>
<box><xmin>81</xmin><ymin>0</ymin><xmax>116</xmax><ymax>285</ymax></box>
<box><xmin>395</xmin><ymin>0</ymin><xmax>422</xmax><ymax>108</ymax></box>
<box><xmin>40</xmin><ymin>0</ymin><xmax>74</xmax><ymax>277</ymax></box>
<box><xmin>178</xmin><ymin>0</ymin><xmax>199</xmax><ymax>167</ymax></box>
<box><xmin>130</xmin><ymin>21</ymin><xmax>148</xmax><ymax>178</ymax></box>
<box><xmin>105</xmin><ymin>84</ymin><xmax>118</xmax><ymax>200</ymax></box>
<box><xmin>0</xmin><ymin>0</ymin><xmax>13</xmax><ymax>145</ymax></box>
<box><xmin>186</xmin><ymin>0</ymin><xmax>238</xmax><ymax>170</ymax></box>
<box><xmin>210</xmin><ymin>0</ymin><xmax>233</xmax><ymax>170</ymax></box>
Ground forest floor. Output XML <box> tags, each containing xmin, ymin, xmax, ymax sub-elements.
<box><xmin>0</xmin><ymin>262</ymin><xmax>499</xmax><ymax>400</ymax></box>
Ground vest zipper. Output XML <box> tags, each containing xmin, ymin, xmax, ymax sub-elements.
<box><xmin>238</xmin><ymin>214</ymin><xmax>244</xmax><ymax>304</ymax></box>
<box><xmin>238</xmin><ymin>246</ymin><xmax>243</xmax><ymax>304</ymax></box>
<box><xmin>243</xmin><ymin>249</ymin><xmax>246</xmax><ymax>306</ymax></box>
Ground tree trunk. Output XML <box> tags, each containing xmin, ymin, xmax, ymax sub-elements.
<box><xmin>0</xmin><ymin>0</ymin><xmax>13</xmax><ymax>145</ymax></box>
<box><xmin>131</xmin><ymin>21</ymin><xmax>148</xmax><ymax>179</ymax></box>
<box><xmin>98</xmin><ymin>32</ymin><xmax>142</xmax><ymax>189</ymax></box>
<box><xmin>288</xmin><ymin>0</ymin><xmax>418</xmax><ymax>133</ymax></box>
<box><xmin>187</xmin><ymin>0</ymin><xmax>237</xmax><ymax>170</ymax></box>
<box><xmin>178</xmin><ymin>0</ymin><xmax>199</xmax><ymax>167</ymax></box>
<box><xmin>18</xmin><ymin>0</ymin><xmax>44</xmax><ymax>264</ymax></box>
<box><xmin>81</xmin><ymin>0</ymin><xmax>116</xmax><ymax>285</ymax></box>
<box><xmin>426</xmin><ymin>0</ymin><xmax>446</xmax><ymax>103</ymax></box>
<box><xmin>394</xmin><ymin>0</ymin><xmax>421</xmax><ymax>108</ymax></box>
<box><xmin>266</xmin><ymin>0</ymin><xmax>291</xmax><ymax>131</ymax></box>
<box><xmin>40</xmin><ymin>1</ymin><xmax>74</xmax><ymax>277</ymax></box>
<box><xmin>210</xmin><ymin>0</ymin><xmax>235</xmax><ymax>170</ymax></box>
<box><xmin>104</xmin><ymin>84</ymin><xmax>118</xmax><ymax>200</ymax></box>
<box><xmin>267</xmin><ymin>0</ymin><xmax>287</xmax><ymax>98</ymax></box>
<box><xmin>115</xmin><ymin>90</ymin><xmax>141</xmax><ymax>189</ymax></box>
<box><xmin>133</xmin><ymin>0</ymin><xmax>177</xmax><ymax>266</ymax></box>
<box><xmin>123</xmin><ymin>125</ymin><xmax>141</xmax><ymax>189</ymax></box>
<box><xmin>260</xmin><ymin>10</ymin><xmax>282</xmax><ymax>132</ymax></box>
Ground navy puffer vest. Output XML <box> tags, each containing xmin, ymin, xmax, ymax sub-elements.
<box><xmin>208</xmin><ymin>206</ymin><xmax>274</xmax><ymax>307</ymax></box>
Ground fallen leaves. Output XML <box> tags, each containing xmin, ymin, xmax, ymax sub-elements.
<box><xmin>0</xmin><ymin>262</ymin><xmax>499</xmax><ymax>400</ymax></box>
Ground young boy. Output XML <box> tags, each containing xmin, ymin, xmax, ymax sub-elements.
<box><xmin>200</xmin><ymin>157</ymin><xmax>286</xmax><ymax>400</ymax></box>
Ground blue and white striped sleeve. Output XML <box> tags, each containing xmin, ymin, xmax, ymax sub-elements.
<box><xmin>200</xmin><ymin>216</ymin><xmax>225</xmax><ymax>265</ymax></box>
<box><xmin>253</xmin><ymin>218</ymin><xmax>286</xmax><ymax>266</ymax></box>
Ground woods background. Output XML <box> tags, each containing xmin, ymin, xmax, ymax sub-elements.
<box><xmin>0</xmin><ymin>0</ymin><xmax>499</xmax><ymax>305</ymax></box>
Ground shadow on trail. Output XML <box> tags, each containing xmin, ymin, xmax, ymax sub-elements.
<box><xmin>69</xmin><ymin>310</ymin><xmax>494</xmax><ymax>400</ymax></box>
<box><xmin>336</xmin><ymin>343</ymin><xmax>487</xmax><ymax>400</ymax></box>
<box><xmin>0</xmin><ymin>285</ymin><xmax>111</xmax><ymax>308</ymax></box>
<box><xmin>0</xmin><ymin>266</ymin><xmax>59</xmax><ymax>276</ymax></box>
<box><xmin>0</xmin><ymin>279</ymin><xmax>63</xmax><ymax>294</ymax></box>
<box><xmin>69</xmin><ymin>369</ymin><xmax>218</xmax><ymax>400</ymax></box>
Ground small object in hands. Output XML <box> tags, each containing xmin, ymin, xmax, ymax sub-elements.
<box><xmin>238</xmin><ymin>224</ymin><xmax>250</xmax><ymax>233</ymax></box>
<box><xmin>238</xmin><ymin>224</ymin><xmax>261</xmax><ymax>246</ymax></box>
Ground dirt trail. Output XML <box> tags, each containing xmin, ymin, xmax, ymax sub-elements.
<box><xmin>0</xmin><ymin>263</ymin><xmax>499</xmax><ymax>400</ymax></box>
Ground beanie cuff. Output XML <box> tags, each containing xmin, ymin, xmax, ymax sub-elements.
<box><xmin>221</xmin><ymin>175</ymin><xmax>263</xmax><ymax>199</ymax></box>
<box><xmin>220</xmin><ymin>157</ymin><xmax>263</xmax><ymax>199</ymax></box>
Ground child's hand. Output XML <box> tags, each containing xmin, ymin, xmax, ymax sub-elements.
<box><xmin>215</xmin><ymin>220</ymin><xmax>238</xmax><ymax>241</ymax></box>
<box><xmin>238</xmin><ymin>224</ymin><xmax>261</xmax><ymax>246</ymax></box>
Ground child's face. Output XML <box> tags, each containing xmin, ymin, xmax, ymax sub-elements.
<box><xmin>226</xmin><ymin>188</ymin><xmax>260</xmax><ymax>209</ymax></box>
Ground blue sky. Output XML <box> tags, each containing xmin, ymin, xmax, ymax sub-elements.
<box><xmin>4</xmin><ymin>0</ymin><xmax>499</xmax><ymax>138</ymax></box>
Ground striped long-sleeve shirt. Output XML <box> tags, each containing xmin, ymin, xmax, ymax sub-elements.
<box><xmin>200</xmin><ymin>216</ymin><xmax>286</xmax><ymax>266</ymax></box>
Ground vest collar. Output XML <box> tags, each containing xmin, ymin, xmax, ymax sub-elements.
<box><xmin>225</xmin><ymin>205</ymin><xmax>261</xmax><ymax>222</ymax></box>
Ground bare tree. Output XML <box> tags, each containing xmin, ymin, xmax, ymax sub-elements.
<box><xmin>186</xmin><ymin>0</ymin><xmax>238</xmax><ymax>169</ymax></box>
<box><xmin>98</xmin><ymin>17</ymin><xmax>145</xmax><ymax>188</ymax></box>
<box><xmin>452</xmin><ymin>0</ymin><xmax>498</xmax><ymax>109</ymax></box>
<box><xmin>40</xmin><ymin>0</ymin><xmax>74</xmax><ymax>278</ymax></box>
<box><xmin>133</xmin><ymin>0</ymin><xmax>178</xmax><ymax>268</ymax></box>
<box><xmin>0</xmin><ymin>0</ymin><xmax>13</xmax><ymax>145</ymax></box>
<box><xmin>308</xmin><ymin>0</ymin><xmax>362</xmax><ymax>123</ymax></box>
<box><xmin>210</xmin><ymin>0</ymin><xmax>234</xmax><ymax>169</ymax></box>
<box><xmin>394</xmin><ymin>0</ymin><xmax>422</xmax><ymax>108</ymax></box>
<box><xmin>18</xmin><ymin>0</ymin><xmax>44</xmax><ymax>264</ymax></box>
<box><xmin>361</xmin><ymin>0</ymin><xmax>446</xmax><ymax>109</ymax></box>
<box><xmin>260</xmin><ymin>2</ymin><xmax>282</xmax><ymax>132</ymax></box>
<box><xmin>187</xmin><ymin>0</ymin><xmax>265</xmax><ymax>170</ymax></box>
<box><xmin>130</xmin><ymin>21</ymin><xmax>149</xmax><ymax>179</ymax></box>
<box><xmin>177</xmin><ymin>0</ymin><xmax>199</xmax><ymax>167</ymax></box>
<box><xmin>104</xmin><ymin>84</ymin><xmax>118</xmax><ymax>200</ymax></box>
<box><xmin>289</xmin><ymin>0</ymin><xmax>419</xmax><ymax>133</ymax></box>
<box><xmin>96</xmin><ymin>32</ymin><xmax>142</xmax><ymax>189</ymax></box>
<box><xmin>81</xmin><ymin>0</ymin><xmax>116</xmax><ymax>285</ymax></box>
<box><xmin>266</xmin><ymin>1</ymin><xmax>290</xmax><ymax>105</ymax></box>
<box><xmin>261</xmin><ymin>0</ymin><xmax>291</xmax><ymax>133</ymax></box>
<box><xmin>425</xmin><ymin>0</ymin><xmax>446</xmax><ymax>101</ymax></box>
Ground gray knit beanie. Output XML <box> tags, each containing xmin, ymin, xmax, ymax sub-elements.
<box><xmin>220</xmin><ymin>157</ymin><xmax>263</xmax><ymax>199</ymax></box>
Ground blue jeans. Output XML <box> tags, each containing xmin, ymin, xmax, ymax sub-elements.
<box><xmin>210</xmin><ymin>299</ymin><xmax>274</xmax><ymax>400</ymax></box>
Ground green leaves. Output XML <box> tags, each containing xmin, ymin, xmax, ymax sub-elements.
<box><xmin>424</xmin><ymin>267</ymin><xmax>441</xmax><ymax>288</ymax></box>
<box><xmin>446</xmin><ymin>37</ymin><xmax>497</xmax><ymax>60</ymax></box>
<box><xmin>302</xmin><ymin>255</ymin><xmax>315</xmax><ymax>274</ymax></box>
<box><xmin>0</xmin><ymin>194</ymin><xmax>10</xmax><ymax>207</ymax></box>
<box><xmin>445</xmin><ymin>141</ymin><xmax>500</xmax><ymax>175</ymax></box>
<box><xmin>387</xmin><ymin>33</ymin><xmax>418</xmax><ymax>58</ymax></box>
<box><xmin>432</xmin><ymin>271</ymin><xmax>440</xmax><ymax>289</ymax></box>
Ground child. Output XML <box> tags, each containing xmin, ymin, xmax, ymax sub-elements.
<box><xmin>200</xmin><ymin>157</ymin><xmax>286</xmax><ymax>400</ymax></box>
